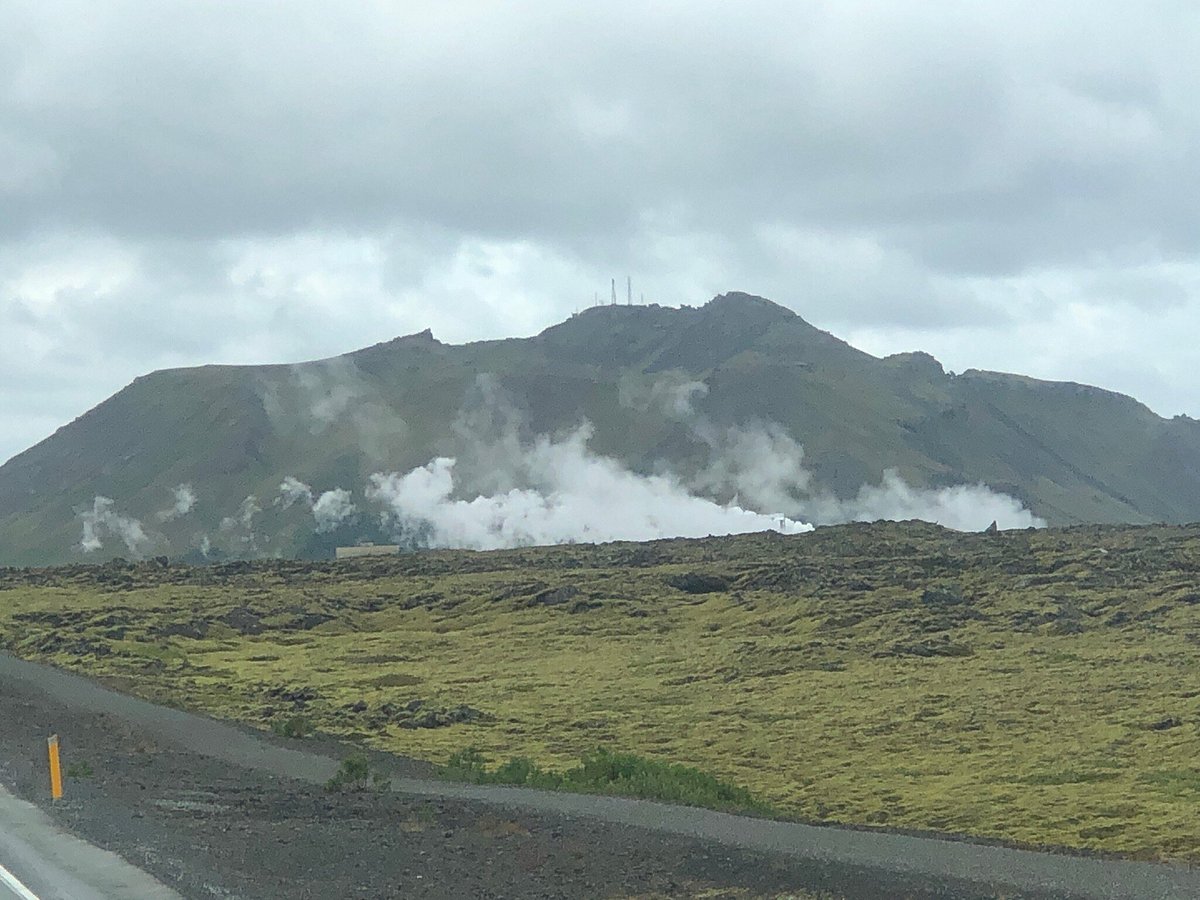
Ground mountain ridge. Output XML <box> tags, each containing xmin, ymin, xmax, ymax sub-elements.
<box><xmin>3</xmin><ymin>291</ymin><xmax>1199</xmax><ymax>566</ymax></box>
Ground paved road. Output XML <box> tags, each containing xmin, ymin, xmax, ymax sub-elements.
<box><xmin>0</xmin><ymin>782</ymin><xmax>178</xmax><ymax>900</ymax></box>
<box><xmin>3</xmin><ymin>651</ymin><xmax>1200</xmax><ymax>900</ymax></box>
<box><xmin>0</xmin><ymin>856</ymin><xmax>37</xmax><ymax>900</ymax></box>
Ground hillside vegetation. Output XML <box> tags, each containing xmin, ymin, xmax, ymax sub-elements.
<box><xmin>3</xmin><ymin>521</ymin><xmax>1200</xmax><ymax>859</ymax></box>
<box><xmin>4</xmin><ymin>292</ymin><xmax>1200</xmax><ymax>566</ymax></box>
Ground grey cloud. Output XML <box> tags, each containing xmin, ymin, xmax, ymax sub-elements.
<box><xmin>3</xmin><ymin>1</ymin><xmax>1198</xmax><ymax>269</ymax></box>
<box><xmin>3</xmin><ymin>1</ymin><xmax>1200</xmax><ymax>465</ymax></box>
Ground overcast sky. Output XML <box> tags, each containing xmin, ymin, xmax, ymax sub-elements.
<box><xmin>3</xmin><ymin>1</ymin><xmax>1199</xmax><ymax>465</ymax></box>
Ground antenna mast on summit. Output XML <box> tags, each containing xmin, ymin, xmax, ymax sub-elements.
<box><xmin>627</xmin><ymin>276</ymin><xmax>632</xmax><ymax>305</ymax></box>
<box><xmin>611</xmin><ymin>278</ymin><xmax>617</xmax><ymax>305</ymax></box>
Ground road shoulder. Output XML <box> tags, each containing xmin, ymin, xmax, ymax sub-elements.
<box><xmin>0</xmin><ymin>783</ymin><xmax>179</xmax><ymax>900</ymax></box>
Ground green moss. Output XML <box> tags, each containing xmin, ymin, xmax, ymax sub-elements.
<box><xmin>1013</xmin><ymin>770</ymin><xmax>1120</xmax><ymax>786</ymax></box>
<box><xmin>4</xmin><ymin>521</ymin><xmax>1200</xmax><ymax>858</ymax></box>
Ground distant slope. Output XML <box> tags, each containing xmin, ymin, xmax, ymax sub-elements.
<box><xmin>3</xmin><ymin>292</ymin><xmax>1200</xmax><ymax>566</ymax></box>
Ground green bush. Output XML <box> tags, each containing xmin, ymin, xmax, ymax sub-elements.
<box><xmin>445</xmin><ymin>746</ymin><xmax>488</xmax><ymax>775</ymax></box>
<box><xmin>271</xmin><ymin>714</ymin><xmax>314</xmax><ymax>739</ymax></box>
<box><xmin>440</xmin><ymin>745</ymin><xmax>771</xmax><ymax>814</ymax></box>
<box><xmin>325</xmin><ymin>753</ymin><xmax>371</xmax><ymax>791</ymax></box>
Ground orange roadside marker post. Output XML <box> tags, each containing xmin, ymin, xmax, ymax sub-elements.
<box><xmin>47</xmin><ymin>735</ymin><xmax>63</xmax><ymax>800</ymax></box>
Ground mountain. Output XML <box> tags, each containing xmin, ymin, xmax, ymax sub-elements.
<box><xmin>3</xmin><ymin>292</ymin><xmax>1200</xmax><ymax>566</ymax></box>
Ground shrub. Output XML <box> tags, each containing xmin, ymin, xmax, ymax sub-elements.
<box><xmin>325</xmin><ymin>753</ymin><xmax>371</xmax><ymax>791</ymax></box>
<box><xmin>440</xmin><ymin>745</ymin><xmax>770</xmax><ymax>814</ymax></box>
<box><xmin>272</xmin><ymin>714</ymin><xmax>314</xmax><ymax>739</ymax></box>
<box><xmin>445</xmin><ymin>746</ymin><xmax>489</xmax><ymax>776</ymax></box>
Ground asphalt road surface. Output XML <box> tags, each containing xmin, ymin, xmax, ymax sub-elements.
<box><xmin>3</xmin><ymin>650</ymin><xmax>1200</xmax><ymax>899</ymax></box>
<box><xmin>0</xmin><ymin>782</ymin><xmax>177</xmax><ymax>900</ymax></box>
<box><xmin>0</xmin><ymin>857</ymin><xmax>36</xmax><ymax>900</ymax></box>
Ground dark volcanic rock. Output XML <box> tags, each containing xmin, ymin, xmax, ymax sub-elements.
<box><xmin>152</xmin><ymin>621</ymin><xmax>210</xmax><ymax>640</ymax></box>
<box><xmin>284</xmin><ymin>611</ymin><xmax>335</xmax><ymax>631</ymax></box>
<box><xmin>876</xmin><ymin>635</ymin><xmax>973</xmax><ymax>658</ymax></box>
<box><xmin>400</xmin><ymin>592</ymin><xmax>444</xmax><ymax>610</ymax></box>
<box><xmin>365</xmin><ymin>698</ymin><xmax>489</xmax><ymax>729</ymax></box>
<box><xmin>401</xmin><ymin>704</ymin><xmax>487</xmax><ymax>729</ymax></box>
<box><xmin>528</xmin><ymin>585</ymin><xmax>580</xmax><ymax>607</ymax></box>
<box><xmin>220</xmin><ymin>606</ymin><xmax>265</xmax><ymax>635</ymax></box>
<box><xmin>667</xmin><ymin>573</ymin><xmax>731</xmax><ymax>594</ymax></box>
<box><xmin>263</xmin><ymin>685</ymin><xmax>319</xmax><ymax>707</ymax></box>
<box><xmin>1149</xmin><ymin>716</ymin><xmax>1183</xmax><ymax>731</ymax></box>
<box><xmin>921</xmin><ymin>584</ymin><xmax>968</xmax><ymax>606</ymax></box>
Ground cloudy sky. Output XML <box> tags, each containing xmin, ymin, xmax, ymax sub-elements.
<box><xmin>3</xmin><ymin>1</ymin><xmax>1198</xmax><ymax>465</ymax></box>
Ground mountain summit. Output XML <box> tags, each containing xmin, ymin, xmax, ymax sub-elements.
<box><xmin>3</xmin><ymin>292</ymin><xmax>1199</xmax><ymax>566</ymax></box>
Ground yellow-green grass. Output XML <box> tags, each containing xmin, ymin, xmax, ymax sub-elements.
<box><xmin>4</xmin><ymin>521</ymin><xmax>1200</xmax><ymax>859</ymax></box>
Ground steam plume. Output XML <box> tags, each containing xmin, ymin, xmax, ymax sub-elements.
<box><xmin>278</xmin><ymin>476</ymin><xmax>314</xmax><ymax>509</ymax></box>
<box><xmin>312</xmin><ymin>488</ymin><xmax>357</xmax><ymax>532</ymax></box>
<box><xmin>78</xmin><ymin>370</ymin><xmax>1042</xmax><ymax>560</ymax></box>
<box><xmin>156</xmin><ymin>483</ymin><xmax>197</xmax><ymax>522</ymax></box>
<box><xmin>79</xmin><ymin>496</ymin><xmax>152</xmax><ymax>556</ymax></box>
<box><xmin>809</xmin><ymin>469</ymin><xmax>1045</xmax><ymax>530</ymax></box>
<box><xmin>618</xmin><ymin>372</ymin><xmax>709</xmax><ymax>420</ymax></box>
<box><xmin>650</xmin><ymin>375</ymin><xmax>1044</xmax><ymax>532</ymax></box>
<box><xmin>278</xmin><ymin>476</ymin><xmax>357</xmax><ymax>532</ymax></box>
<box><xmin>219</xmin><ymin>495</ymin><xmax>262</xmax><ymax>552</ymax></box>
<box><xmin>687</xmin><ymin>419</ymin><xmax>1043</xmax><ymax>530</ymax></box>
<box><xmin>366</xmin><ymin>373</ymin><xmax>1044</xmax><ymax>550</ymax></box>
<box><xmin>691</xmin><ymin>421</ymin><xmax>812</xmax><ymax>514</ymax></box>
<box><xmin>258</xmin><ymin>359</ymin><xmax>407</xmax><ymax>461</ymax></box>
<box><xmin>367</xmin><ymin>422</ymin><xmax>810</xmax><ymax>550</ymax></box>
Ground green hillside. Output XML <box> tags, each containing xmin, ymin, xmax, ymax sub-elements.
<box><xmin>2</xmin><ymin>292</ymin><xmax>1199</xmax><ymax>566</ymax></box>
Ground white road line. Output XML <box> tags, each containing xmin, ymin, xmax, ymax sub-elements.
<box><xmin>0</xmin><ymin>862</ymin><xmax>40</xmax><ymax>900</ymax></box>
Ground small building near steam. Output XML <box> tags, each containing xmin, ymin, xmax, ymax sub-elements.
<box><xmin>335</xmin><ymin>543</ymin><xmax>401</xmax><ymax>560</ymax></box>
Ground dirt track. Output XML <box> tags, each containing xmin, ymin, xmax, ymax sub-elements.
<box><xmin>0</xmin><ymin>652</ymin><xmax>1193</xmax><ymax>899</ymax></box>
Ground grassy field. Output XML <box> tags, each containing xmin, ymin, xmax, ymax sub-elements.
<box><xmin>3</xmin><ymin>521</ymin><xmax>1200</xmax><ymax>860</ymax></box>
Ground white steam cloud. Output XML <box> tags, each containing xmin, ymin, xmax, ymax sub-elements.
<box><xmin>219</xmin><ymin>495</ymin><xmax>263</xmax><ymax>553</ymax></box>
<box><xmin>367</xmin><ymin>423</ymin><xmax>810</xmax><ymax>550</ymax></box>
<box><xmin>220</xmin><ymin>495</ymin><xmax>261</xmax><ymax>532</ymax></box>
<box><xmin>278</xmin><ymin>476</ymin><xmax>314</xmax><ymax>509</ymax></box>
<box><xmin>364</xmin><ymin>373</ymin><xmax>1043</xmax><ymax>550</ymax></box>
<box><xmin>233</xmin><ymin>495</ymin><xmax>260</xmax><ymax>529</ymax></box>
<box><xmin>258</xmin><ymin>359</ymin><xmax>408</xmax><ymax>461</ymax></box>
<box><xmin>278</xmin><ymin>476</ymin><xmax>358</xmax><ymax>532</ymax></box>
<box><xmin>295</xmin><ymin>359</ymin><xmax>364</xmax><ymax>428</ymax></box>
<box><xmin>73</xmin><ymin>371</ymin><xmax>1042</xmax><ymax>560</ymax></box>
<box><xmin>312</xmin><ymin>488</ymin><xmax>357</xmax><ymax>532</ymax></box>
<box><xmin>689</xmin><ymin>418</ymin><xmax>1043</xmax><ymax>531</ymax></box>
<box><xmin>156</xmin><ymin>483</ymin><xmax>197</xmax><ymax>522</ymax></box>
<box><xmin>618</xmin><ymin>372</ymin><xmax>709</xmax><ymax>420</ymax></box>
<box><xmin>809</xmin><ymin>470</ymin><xmax>1045</xmax><ymax>531</ymax></box>
<box><xmin>622</xmin><ymin>373</ymin><xmax>1044</xmax><ymax>532</ymax></box>
<box><xmin>691</xmin><ymin>420</ymin><xmax>812</xmax><ymax>514</ymax></box>
<box><xmin>79</xmin><ymin>496</ymin><xmax>152</xmax><ymax>556</ymax></box>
